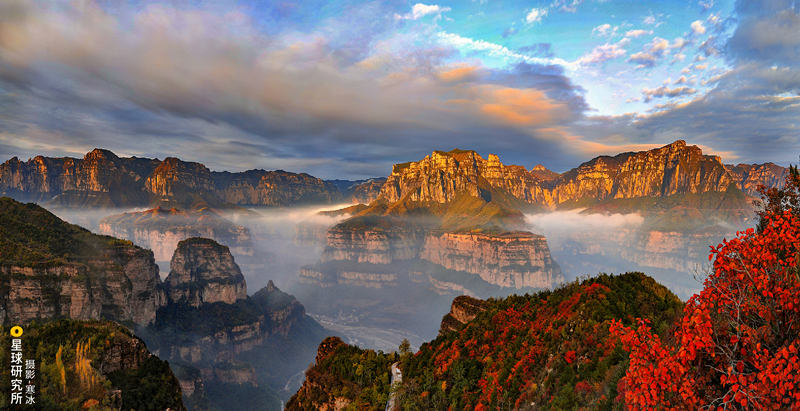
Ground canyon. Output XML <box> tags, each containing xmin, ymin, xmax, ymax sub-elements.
<box><xmin>98</xmin><ymin>206</ymin><xmax>253</xmax><ymax>262</ymax></box>
<box><xmin>0</xmin><ymin>197</ymin><xmax>327</xmax><ymax>410</ymax></box>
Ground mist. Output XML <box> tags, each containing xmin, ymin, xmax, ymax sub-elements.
<box><xmin>524</xmin><ymin>209</ymin><xmax>720</xmax><ymax>299</ymax></box>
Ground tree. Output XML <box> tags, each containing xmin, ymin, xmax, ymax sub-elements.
<box><xmin>611</xmin><ymin>208</ymin><xmax>800</xmax><ymax>409</ymax></box>
<box><xmin>399</xmin><ymin>339</ymin><xmax>412</xmax><ymax>356</ymax></box>
<box><xmin>755</xmin><ymin>164</ymin><xmax>799</xmax><ymax>232</ymax></box>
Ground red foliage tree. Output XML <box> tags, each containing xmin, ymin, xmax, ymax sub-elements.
<box><xmin>611</xmin><ymin>210</ymin><xmax>800</xmax><ymax>409</ymax></box>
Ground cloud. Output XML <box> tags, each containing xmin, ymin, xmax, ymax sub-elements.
<box><xmin>437</xmin><ymin>32</ymin><xmax>571</xmax><ymax>67</ymax></box>
<box><xmin>525</xmin><ymin>209</ymin><xmax>644</xmax><ymax>233</ymax></box>
<box><xmin>0</xmin><ymin>1</ymin><xmax>597</xmax><ymax>178</ymax></box>
<box><xmin>576</xmin><ymin>42</ymin><xmax>628</xmax><ymax>65</ymax></box>
<box><xmin>550</xmin><ymin>0</ymin><xmax>584</xmax><ymax>13</ymax></box>
<box><xmin>627</xmin><ymin>37</ymin><xmax>671</xmax><ymax>68</ymax></box>
<box><xmin>624</xmin><ymin>29</ymin><xmax>653</xmax><ymax>38</ymax></box>
<box><xmin>396</xmin><ymin>3</ymin><xmax>452</xmax><ymax>20</ymax></box>
<box><xmin>699</xmin><ymin>0</ymin><xmax>714</xmax><ymax>11</ymax></box>
<box><xmin>641</xmin><ymin>85</ymin><xmax>697</xmax><ymax>102</ymax></box>
<box><xmin>525</xmin><ymin>7</ymin><xmax>548</xmax><ymax>24</ymax></box>
<box><xmin>592</xmin><ymin>23</ymin><xmax>617</xmax><ymax>37</ymax></box>
<box><xmin>690</xmin><ymin>20</ymin><xmax>706</xmax><ymax>35</ymax></box>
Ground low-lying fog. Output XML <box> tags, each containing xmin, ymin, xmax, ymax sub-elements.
<box><xmin>525</xmin><ymin>209</ymin><xmax>722</xmax><ymax>299</ymax></box>
<box><xmin>52</xmin><ymin>204</ymin><xmax>351</xmax><ymax>293</ymax></box>
<box><xmin>50</xmin><ymin>203</ymin><xmax>736</xmax><ymax>353</ymax></box>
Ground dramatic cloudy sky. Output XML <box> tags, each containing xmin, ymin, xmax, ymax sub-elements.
<box><xmin>0</xmin><ymin>0</ymin><xmax>797</xmax><ymax>178</ymax></box>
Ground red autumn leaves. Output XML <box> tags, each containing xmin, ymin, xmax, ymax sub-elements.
<box><xmin>611</xmin><ymin>211</ymin><xmax>800</xmax><ymax>409</ymax></box>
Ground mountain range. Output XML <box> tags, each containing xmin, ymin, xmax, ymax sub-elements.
<box><xmin>0</xmin><ymin>141</ymin><xmax>786</xmax><ymax>210</ymax></box>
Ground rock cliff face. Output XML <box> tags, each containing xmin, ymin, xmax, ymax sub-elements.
<box><xmin>439</xmin><ymin>295</ymin><xmax>488</xmax><ymax>335</ymax></box>
<box><xmin>288</xmin><ymin>336</ymin><xmax>353</xmax><ymax>411</ymax></box>
<box><xmin>99</xmin><ymin>207</ymin><xmax>253</xmax><ymax>262</ymax></box>
<box><xmin>0</xmin><ymin>149</ymin><xmax>345</xmax><ymax>207</ymax></box>
<box><xmin>303</xmin><ymin>223</ymin><xmax>562</xmax><ymax>291</ymax></box>
<box><xmin>420</xmin><ymin>232</ymin><xmax>562</xmax><ymax>289</ymax></box>
<box><xmin>0</xmin><ymin>197</ymin><xmax>164</xmax><ymax>326</ymax></box>
<box><xmin>213</xmin><ymin>169</ymin><xmax>341</xmax><ymax>206</ymax></box>
<box><xmin>165</xmin><ymin>237</ymin><xmax>248</xmax><ymax>306</ymax></box>
<box><xmin>320</xmin><ymin>222</ymin><xmax>421</xmax><ymax>264</ymax></box>
<box><xmin>145</xmin><ymin>157</ymin><xmax>216</xmax><ymax>199</ymax></box>
<box><xmin>0</xmin><ymin>149</ymin><xmax>155</xmax><ymax>206</ymax></box>
<box><xmin>725</xmin><ymin>162</ymin><xmax>789</xmax><ymax>197</ymax></box>
<box><xmin>376</xmin><ymin>141</ymin><xmax>786</xmax><ymax>209</ymax></box>
<box><xmin>148</xmin><ymin>242</ymin><xmax>328</xmax><ymax>410</ymax></box>
<box><xmin>379</xmin><ymin>149</ymin><xmax>541</xmax><ymax>204</ymax></box>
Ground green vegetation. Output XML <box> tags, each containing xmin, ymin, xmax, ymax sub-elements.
<box><xmin>0</xmin><ymin>197</ymin><xmax>139</xmax><ymax>266</ymax></box>
<box><xmin>290</xmin><ymin>272</ymin><xmax>682</xmax><ymax>410</ymax></box>
<box><xmin>286</xmin><ymin>339</ymin><xmax>397</xmax><ymax>410</ymax></box>
<box><xmin>0</xmin><ymin>319</ymin><xmax>184</xmax><ymax>410</ymax></box>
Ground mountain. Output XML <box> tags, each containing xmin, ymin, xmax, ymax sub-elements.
<box><xmin>0</xmin><ymin>320</ymin><xmax>185</xmax><ymax>410</ymax></box>
<box><xmin>99</xmin><ymin>206</ymin><xmax>253</xmax><ymax>262</ymax></box>
<box><xmin>289</xmin><ymin>272</ymin><xmax>682</xmax><ymax>410</ymax></box>
<box><xmin>142</xmin><ymin>237</ymin><xmax>329</xmax><ymax>410</ymax></box>
<box><xmin>327</xmin><ymin>178</ymin><xmax>388</xmax><ymax>204</ymax></box>
<box><xmin>1</xmin><ymin>143</ymin><xmax>784</xmax><ymax>209</ymax></box>
<box><xmin>0</xmin><ymin>197</ymin><xmax>164</xmax><ymax>326</ymax></box>
<box><xmin>0</xmin><ymin>149</ymin><xmax>345</xmax><ymax>208</ymax></box>
<box><xmin>0</xmin><ymin>198</ymin><xmax>329</xmax><ymax>410</ymax></box>
<box><xmin>213</xmin><ymin>169</ymin><xmax>342</xmax><ymax>206</ymax></box>
<box><xmin>377</xmin><ymin>141</ymin><xmax>782</xmax><ymax>210</ymax></box>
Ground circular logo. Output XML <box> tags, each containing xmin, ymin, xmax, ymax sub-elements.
<box><xmin>10</xmin><ymin>326</ymin><xmax>23</xmax><ymax>337</ymax></box>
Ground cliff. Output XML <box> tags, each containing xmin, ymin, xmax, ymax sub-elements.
<box><xmin>0</xmin><ymin>319</ymin><xmax>185</xmax><ymax>410</ymax></box>
<box><xmin>148</xmin><ymin>242</ymin><xmax>328</xmax><ymax>410</ymax></box>
<box><xmin>0</xmin><ymin>197</ymin><xmax>164</xmax><ymax>326</ymax></box>
<box><xmin>725</xmin><ymin>162</ymin><xmax>789</xmax><ymax>197</ymax></box>
<box><xmin>438</xmin><ymin>295</ymin><xmax>488</xmax><ymax>335</ymax></box>
<box><xmin>375</xmin><ymin>141</ymin><xmax>786</xmax><ymax>210</ymax></box>
<box><xmin>99</xmin><ymin>206</ymin><xmax>253</xmax><ymax>262</ymax></box>
<box><xmin>290</xmin><ymin>273</ymin><xmax>683</xmax><ymax>410</ymax></box>
<box><xmin>328</xmin><ymin>178</ymin><xmax>387</xmax><ymax>204</ymax></box>
<box><xmin>420</xmin><ymin>231</ymin><xmax>562</xmax><ymax>289</ymax></box>
<box><xmin>165</xmin><ymin>237</ymin><xmax>248</xmax><ymax>307</ymax></box>
<box><xmin>0</xmin><ymin>149</ymin><xmax>345</xmax><ymax>207</ymax></box>
<box><xmin>0</xmin><ymin>149</ymin><xmax>155</xmax><ymax>206</ymax></box>
<box><xmin>213</xmin><ymin>169</ymin><xmax>341</xmax><ymax>206</ymax></box>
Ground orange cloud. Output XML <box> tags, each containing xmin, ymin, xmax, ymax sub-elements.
<box><xmin>437</xmin><ymin>64</ymin><xmax>480</xmax><ymax>82</ymax></box>
<box><xmin>475</xmin><ymin>87</ymin><xmax>564</xmax><ymax>126</ymax></box>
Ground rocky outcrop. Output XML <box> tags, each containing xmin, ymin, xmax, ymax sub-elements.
<box><xmin>439</xmin><ymin>295</ymin><xmax>488</xmax><ymax>335</ymax></box>
<box><xmin>725</xmin><ymin>162</ymin><xmax>789</xmax><ymax>197</ymax></box>
<box><xmin>99</xmin><ymin>207</ymin><xmax>253</xmax><ymax>262</ymax></box>
<box><xmin>328</xmin><ymin>178</ymin><xmax>387</xmax><ymax>204</ymax></box>
<box><xmin>287</xmin><ymin>337</ymin><xmax>351</xmax><ymax>411</ymax></box>
<box><xmin>144</xmin><ymin>157</ymin><xmax>216</xmax><ymax>199</ymax></box>
<box><xmin>320</xmin><ymin>222</ymin><xmax>421</xmax><ymax>264</ymax></box>
<box><xmin>0</xmin><ymin>198</ymin><xmax>164</xmax><ymax>326</ymax></box>
<box><xmin>0</xmin><ymin>149</ymin><xmax>345</xmax><ymax>207</ymax></box>
<box><xmin>213</xmin><ymin>169</ymin><xmax>341</xmax><ymax>206</ymax></box>
<box><xmin>0</xmin><ymin>149</ymin><xmax>155</xmax><ymax>206</ymax></box>
<box><xmin>420</xmin><ymin>232</ymin><xmax>563</xmax><ymax>289</ymax></box>
<box><xmin>165</xmin><ymin>237</ymin><xmax>247</xmax><ymax>307</ymax></box>
<box><xmin>376</xmin><ymin>141</ymin><xmax>787</xmax><ymax>209</ymax></box>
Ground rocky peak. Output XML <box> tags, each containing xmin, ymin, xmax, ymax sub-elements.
<box><xmin>165</xmin><ymin>237</ymin><xmax>247</xmax><ymax>307</ymax></box>
<box><xmin>439</xmin><ymin>295</ymin><xmax>488</xmax><ymax>335</ymax></box>
<box><xmin>315</xmin><ymin>336</ymin><xmax>346</xmax><ymax>364</ymax></box>
<box><xmin>145</xmin><ymin>157</ymin><xmax>215</xmax><ymax>197</ymax></box>
<box><xmin>84</xmin><ymin>148</ymin><xmax>120</xmax><ymax>163</ymax></box>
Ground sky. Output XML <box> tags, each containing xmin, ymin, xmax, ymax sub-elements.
<box><xmin>0</xmin><ymin>0</ymin><xmax>797</xmax><ymax>179</ymax></box>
